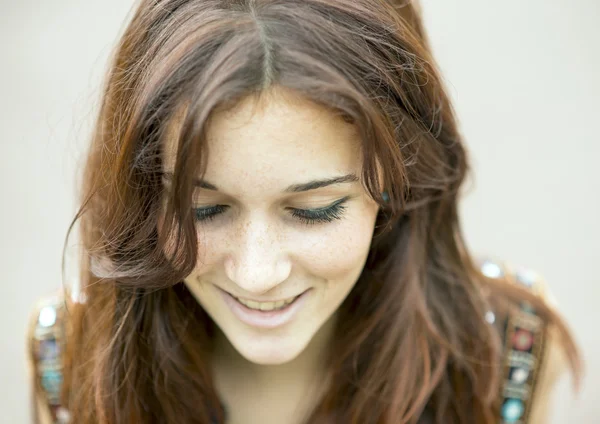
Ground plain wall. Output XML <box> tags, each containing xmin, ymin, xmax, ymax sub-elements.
<box><xmin>1</xmin><ymin>0</ymin><xmax>598</xmax><ymax>422</ymax></box>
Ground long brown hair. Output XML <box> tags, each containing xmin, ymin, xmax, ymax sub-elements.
<box><xmin>59</xmin><ymin>0</ymin><xmax>582</xmax><ymax>423</ymax></box>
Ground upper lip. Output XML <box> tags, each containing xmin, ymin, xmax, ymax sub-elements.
<box><xmin>217</xmin><ymin>286</ymin><xmax>307</xmax><ymax>303</ymax></box>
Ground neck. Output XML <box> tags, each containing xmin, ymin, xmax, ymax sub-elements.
<box><xmin>210</xmin><ymin>311</ymin><xmax>338</xmax><ymax>419</ymax></box>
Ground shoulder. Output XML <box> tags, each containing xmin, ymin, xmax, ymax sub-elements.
<box><xmin>27</xmin><ymin>291</ymin><xmax>72</xmax><ymax>424</ymax></box>
<box><xmin>476</xmin><ymin>256</ymin><xmax>567</xmax><ymax>424</ymax></box>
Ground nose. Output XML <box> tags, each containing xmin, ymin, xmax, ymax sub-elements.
<box><xmin>224</xmin><ymin>214</ymin><xmax>291</xmax><ymax>295</ymax></box>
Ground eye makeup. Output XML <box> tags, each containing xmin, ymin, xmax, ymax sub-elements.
<box><xmin>193</xmin><ymin>196</ymin><xmax>350</xmax><ymax>226</ymax></box>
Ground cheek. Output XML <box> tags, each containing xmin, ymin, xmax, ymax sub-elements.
<box><xmin>184</xmin><ymin>203</ymin><xmax>378</xmax><ymax>279</ymax></box>
<box><xmin>293</xmin><ymin>213</ymin><xmax>376</xmax><ymax>280</ymax></box>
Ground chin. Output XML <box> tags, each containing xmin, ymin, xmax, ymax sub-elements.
<box><xmin>229</xmin><ymin>330</ymin><xmax>312</xmax><ymax>365</ymax></box>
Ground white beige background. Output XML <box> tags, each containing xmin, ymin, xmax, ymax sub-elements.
<box><xmin>1</xmin><ymin>0</ymin><xmax>598</xmax><ymax>422</ymax></box>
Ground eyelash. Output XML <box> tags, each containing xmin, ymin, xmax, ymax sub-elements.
<box><xmin>193</xmin><ymin>198</ymin><xmax>349</xmax><ymax>226</ymax></box>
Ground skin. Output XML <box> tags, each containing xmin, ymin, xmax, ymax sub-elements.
<box><xmin>159</xmin><ymin>86</ymin><xmax>568</xmax><ymax>424</ymax></box>
<box><xmin>161</xmin><ymin>87</ymin><xmax>382</xmax><ymax>423</ymax></box>
<box><xmin>28</xmin><ymin>86</ymin><xmax>565</xmax><ymax>424</ymax></box>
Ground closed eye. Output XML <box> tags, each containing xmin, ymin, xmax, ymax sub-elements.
<box><xmin>193</xmin><ymin>205</ymin><xmax>229</xmax><ymax>223</ymax></box>
<box><xmin>193</xmin><ymin>197</ymin><xmax>350</xmax><ymax>226</ymax></box>
<box><xmin>288</xmin><ymin>198</ymin><xmax>348</xmax><ymax>225</ymax></box>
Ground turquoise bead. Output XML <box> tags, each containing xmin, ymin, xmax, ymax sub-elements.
<box><xmin>501</xmin><ymin>398</ymin><xmax>524</xmax><ymax>422</ymax></box>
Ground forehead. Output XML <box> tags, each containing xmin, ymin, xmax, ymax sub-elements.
<box><xmin>162</xmin><ymin>89</ymin><xmax>364</xmax><ymax>195</ymax></box>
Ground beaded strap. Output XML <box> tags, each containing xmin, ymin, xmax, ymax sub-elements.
<box><xmin>31</xmin><ymin>260</ymin><xmax>548</xmax><ymax>424</ymax></box>
<box><xmin>28</xmin><ymin>291</ymin><xmax>226</xmax><ymax>424</ymax></box>
<box><xmin>479</xmin><ymin>259</ymin><xmax>548</xmax><ymax>423</ymax></box>
<box><xmin>29</xmin><ymin>294</ymin><xmax>70</xmax><ymax>424</ymax></box>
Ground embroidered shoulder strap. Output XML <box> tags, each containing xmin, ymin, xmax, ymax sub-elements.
<box><xmin>479</xmin><ymin>258</ymin><xmax>549</xmax><ymax>423</ymax></box>
<box><xmin>28</xmin><ymin>293</ymin><xmax>71</xmax><ymax>424</ymax></box>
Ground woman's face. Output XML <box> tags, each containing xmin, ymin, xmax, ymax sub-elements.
<box><xmin>162</xmin><ymin>89</ymin><xmax>381</xmax><ymax>366</ymax></box>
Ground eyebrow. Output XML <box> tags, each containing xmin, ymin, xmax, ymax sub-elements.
<box><xmin>161</xmin><ymin>172</ymin><xmax>359</xmax><ymax>193</ymax></box>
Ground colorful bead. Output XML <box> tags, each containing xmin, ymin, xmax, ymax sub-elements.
<box><xmin>515</xmin><ymin>268</ymin><xmax>538</xmax><ymax>287</ymax></box>
<box><xmin>39</xmin><ymin>339</ymin><xmax>59</xmax><ymax>361</ymax></box>
<box><xmin>41</xmin><ymin>369</ymin><xmax>62</xmax><ymax>398</ymax></box>
<box><xmin>481</xmin><ymin>260</ymin><xmax>504</xmax><ymax>278</ymax></box>
<box><xmin>56</xmin><ymin>407</ymin><xmax>71</xmax><ymax>423</ymax></box>
<box><xmin>512</xmin><ymin>329</ymin><xmax>534</xmax><ymax>351</ymax></box>
<box><xmin>521</xmin><ymin>301</ymin><xmax>536</xmax><ymax>314</ymax></box>
<box><xmin>38</xmin><ymin>306</ymin><xmax>57</xmax><ymax>327</ymax></box>
<box><xmin>510</xmin><ymin>367</ymin><xmax>530</xmax><ymax>384</ymax></box>
<box><xmin>501</xmin><ymin>398</ymin><xmax>524</xmax><ymax>422</ymax></box>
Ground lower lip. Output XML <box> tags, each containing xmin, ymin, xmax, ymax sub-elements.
<box><xmin>217</xmin><ymin>287</ymin><xmax>311</xmax><ymax>329</ymax></box>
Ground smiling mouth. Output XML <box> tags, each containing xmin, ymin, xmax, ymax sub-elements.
<box><xmin>232</xmin><ymin>293</ymin><xmax>303</xmax><ymax>311</ymax></box>
<box><xmin>217</xmin><ymin>286</ymin><xmax>311</xmax><ymax>328</ymax></box>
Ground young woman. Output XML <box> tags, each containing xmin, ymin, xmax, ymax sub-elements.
<box><xmin>28</xmin><ymin>1</ymin><xmax>582</xmax><ymax>423</ymax></box>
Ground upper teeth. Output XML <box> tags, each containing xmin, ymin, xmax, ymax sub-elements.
<box><xmin>235</xmin><ymin>296</ymin><xmax>298</xmax><ymax>311</ymax></box>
